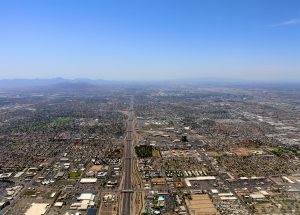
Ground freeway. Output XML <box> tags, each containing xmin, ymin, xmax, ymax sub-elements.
<box><xmin>121</xmin><ymin>97</ymin><xmax>134</xmax><ymax>215</ymax></box>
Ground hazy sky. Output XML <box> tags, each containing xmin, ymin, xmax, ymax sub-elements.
<box><xmin>0</xmin><ymin>0</ymin><xmax>300</xmax><ymax>81</ymax></box>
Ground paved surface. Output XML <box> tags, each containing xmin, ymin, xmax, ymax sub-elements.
<box><xmin>121</xmin><ymin>97</ymin><xmax>134</xmax><ymax>215</ymax></box>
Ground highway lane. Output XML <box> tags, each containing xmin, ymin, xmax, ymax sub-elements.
<box><xmin>121</xmin><ymin>98</ymin><xmax>134</xmax><ymax>215</ymax></box>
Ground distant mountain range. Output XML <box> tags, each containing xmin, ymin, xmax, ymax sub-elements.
<box><xmin>0</xmin><ymin>78</ymin><xmax>299</xmax><ymax>90</ymax></box>
<box><xmin>0</xmin><ymin>78</ymin><xmax>116</xmax><ymax>88</ymax></box>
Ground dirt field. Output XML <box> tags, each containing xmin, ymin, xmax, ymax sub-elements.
<box><xmin>99</xmin><ymin>203</ymin><xmax>118</xmax><ymax>215</ymax></box>
<box><xmin>89</xmin><ymin>165</ymin><xmax>103</xmax><ymax>172</ymax></box>
<box><xmin>230</xmin><ymin>147</ymin><xmax>251</xmax><ymax>156</ymax></box>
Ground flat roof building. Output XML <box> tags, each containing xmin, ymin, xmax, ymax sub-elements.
<box><xmin>25</xmin><ymin>203</ymin><xmax>49</xmax><ymax>215</ymax></box>
<box><xmin>80</xmin><ymin>178</ymin><xmax>97</xmax><ymax>183</ymax></box>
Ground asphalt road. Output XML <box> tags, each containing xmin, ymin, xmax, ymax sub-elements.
<box><xmin>121</xmin><ymin>98</ymin><xmax>134</xmax><ymax>215</ymax></box>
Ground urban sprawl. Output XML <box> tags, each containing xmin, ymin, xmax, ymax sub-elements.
<box><xmin>0</xmin><ymin>84</ymin><xmax>299</xmax><ymax>215</ymax></box>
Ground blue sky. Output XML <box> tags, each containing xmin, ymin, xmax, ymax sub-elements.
<box><xmin>0</xmin><ymin>0</ymin><xmax>299</xmax><ymax>81</ymax></box>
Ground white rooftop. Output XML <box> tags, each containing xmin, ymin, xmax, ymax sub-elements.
<box><xmin>80</xmin><ymin>178</ymin><xmax>97</xmax><ymax>183</ymax></box>
<box><xmin>54</xmin><ymin>202</ymin><xmax>64</xmax><ymax>207</ymax></box>
<box><xmin>184</xmin><ymin>176</ymin><xmax>216</xmax><ymax>187</ymax></box>
<box><xmin>77</xmin><ymin>193</ymin><xmax>95</xmax><ymax>201</ymax></box>
<box><xmin>25</xmin><ymin>203</ymin><xmax>49</xmax><ymax>215</ymax></box>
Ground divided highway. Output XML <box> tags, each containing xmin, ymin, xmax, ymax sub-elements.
<box><xmin>121</xmin><ymin>97</ymin><xmax>134</xmax><ymax>215</ymax></box>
